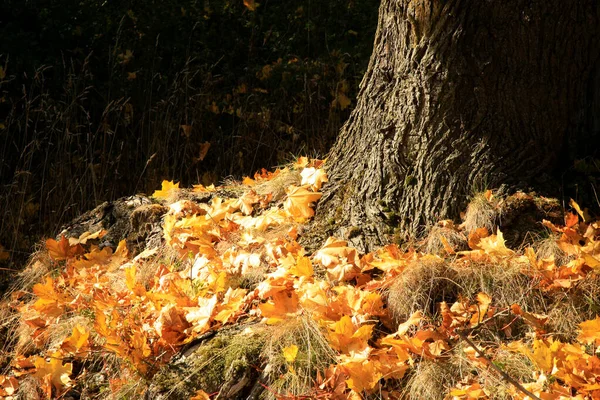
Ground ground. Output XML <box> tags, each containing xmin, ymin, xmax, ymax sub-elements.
<box><xmin>2</xmin><ymin>159</ymin><xmax>600</xmax><ymax>400</ymax></box>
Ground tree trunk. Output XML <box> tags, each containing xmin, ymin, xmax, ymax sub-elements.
<box><xmin>312</xmin><ymin>0</ymin><xmax>600</xmax><ymax>252</ymax></box>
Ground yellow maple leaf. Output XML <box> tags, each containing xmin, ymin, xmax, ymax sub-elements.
<box><xmin>339</xmin><ymin>356</ymin><xmax>382</xmax><ymax>393</ymax></box>
<box><xmin>288</xmin><ymin>255</ymin><xmax>314</xmax><ymax>277</ymax></box>
<box><xmin>293</xmin><ymin>156</ymin><xmax>309</xmax><ymax>169</ymax></box>
<box><xmin>300</xmin><ymin>167</ymin><xmax>328</xmax><ymax>191</ymax></box>
<box><xmin>578</xmin><ymin>316</ymin><xmax>600</xmax><ymax>345</ymax></box>
<box><xmin>395</xmin><ymin>311</ymin><xmax>423</xmax><ymax>336</ymax></box>
<box><xmin>570</xmin><ymin>198</ymin><xmax>590</xmax><ymax>222</ymax></box>
<box><xmin>32</xmin><ymin>277</ymin><xmax>67</xmax><ymax>317</ymax></box>
<box><xmin>283</xmin><ymin>185</ymin><xmax>322</xmax><ymax>221</ymax></box>
<box><xmin>61</xmin><ymin>324</ymin><xmax>90</xmax><ymax>354</ymax></box>
<box><xmin>328</xmin><ymin>316</ymin><xmax>373</xmax><ymax>354</ymax></box>
<box><xmin>478</xmin><ymin>229</ymin><xmax>514</xmax><ymax>257</ymax></box>
<box><xmin>153</xmin><ymin>180</ymin><xmax>180</xmax><ymax>199</ymax></box>
<box><xmin>282</xmin><ymin>344</ymin><xmax>299</xmax><ymax>363</ymax></box>
<box><xmin>185</xmin><ymin>295</ymin><xmax>218</xmax><ymax>333</ymax></box>
<box><xmin>33</xmin><ymin>351</ymin><xmax>72</xmax><ymax>392</ymax></box>
<box><xmin>214</xmin><ymin>288</ymin><xmax>247</xmax><ymax>323</ymax></box>
<box><xmin>469</xmin><ymin>292</ymin><xmax>492</xmax><ymax>326</ymax></box>
<box><xmin>258</xmin><ymin>290</ymin><xmax>299</xmax><ymax>324</ymax></box>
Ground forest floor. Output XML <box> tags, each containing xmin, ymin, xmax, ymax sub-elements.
<box><xmin>1</xmin><ymin>158</ymin><xmax>600</xmax><ymax>400</ymax></box>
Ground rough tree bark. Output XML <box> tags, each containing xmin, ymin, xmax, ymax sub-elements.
<box><xmin>312</xmin><ymin>0</ymin><xmax>600</xmax><ymax>252</ymax></box>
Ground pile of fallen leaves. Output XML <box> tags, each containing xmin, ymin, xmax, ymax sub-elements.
<box><xmin>2</xmin><ymin>157</ymin><xmax>600</xmax><ymax>399</ymax></box>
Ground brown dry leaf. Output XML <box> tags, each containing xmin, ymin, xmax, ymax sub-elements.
<box><xmin>244</xmin><ymin>0</ymin><xmax>259</xmax><ymax>11</ymax></box>
<box><xmin>0</xmin><ymin>244</ymin><xmax>8</xmax><ymax>261</ymax></box>
<box><xmin>0</xmin><ymin>374</ymin><xmax>18</xmax><ymax>396</ymax></box>
<box><xmin>46</xmin><ymin>235</ymin><xmax>83</xmax><ymax>261</ymax></box>
<box><xmin>197</xmin><ymin>141</ymin><xmax>211</xmax><ymax>162</ymax></box>
<box><xmin>180</xmin><ymin>124</ymin><xmax>192</xmax><ymax>138</ymax></box>
<box><xmin>68</xmin><ymin>229</ymin><xmax>107</xmax><ymax>246</ymax></box>
<box><xmin>510</xmin><ymin>304</ymin><xmax>548</xmax><ymax>332</ymax></box>
<box><xmin>467</xmin><ymin>227</ymin><xmax>489</xmax><ymax>250</ymax></box>
<box><xmin>154</xmin><ymin>304</ymin><xmax>191</xmax><ymax>344</ymax></box>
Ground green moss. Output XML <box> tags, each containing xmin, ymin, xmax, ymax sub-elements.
<box><xmin>152</xmin><ymin>328</ymin><xmax>267</xmax><ymax>399</ymax></box>
<box><xmin>404</xmin><ymin>175</ymin><xmax>417</xmax><ymax>187</ymax></box>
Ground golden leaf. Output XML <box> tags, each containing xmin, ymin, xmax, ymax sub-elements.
<box><xmin>153</xmin><ymin>180</ymin><xmax>180</xmax><ymax>199</ymax></box>
<box><xmin>300</xmin><ymin>167</ymin><xmax>328</xmax><ymax>191</ymax></box>
<box><xmin>61</xmin><ymin>325</ymin><xmax>90</xmax><ymax>354</ymax></box>
<box><xmin>578</xmin><ymin>316</ymin><xmax>600</xmax><ymax>346</ymax></box>
<box><xmin>283</xmin><ymin>185</ymin><xmax>322</xmax><ymax>221</ymax></box>
<box><xmin>282</xmin><ymin>344</ymin><xmax>299</xmax><ymax>363</ymax></box>
<box><xmin>33</xmin><ymin>351</ymin><xmax>72</xmax><ymax>391</ymax></box>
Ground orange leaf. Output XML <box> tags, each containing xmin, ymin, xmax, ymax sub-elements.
<box><xmin>578</xmin><ymin>316</ymin><xmax>600</xmax><ymax>346</ymax></box>
<box><xmin>46</xmin><ymin>235</ymin><xmax>83</xmax><ymax>261</ymax></box>
<box><xmin>564</xmin><ymin>211</ymin><xmax>579</xmax><ymax>228</ymax></box>
<box><xmin>283</xmin><ymin>185</ymin><xmax>322</xmax><ymax>221</ymax></box>
<box><xmin>511</xmin><ymin>304</ymin><xmax>548</xmax><ymax>331</ymax></box>
<box><xmin>32</xmin><ymin>351</ymin><xmax>72</xmax><ymax>392</ymax></box>
<box><xmin>244</xmin><ymin>0</ymin><xmax>259</xmax><ymax>11</ymax></box>
<box><xmin>153</xmin><ymin>180</ymin><xmax>180</xmax><ymax>199</ymax></box>
<box><xmin>467</xmin><ymin>227</ymin><xmax>489</xmax><ymax>250</ymax></box>
<box><xmin>61</xmin><ymin>324</ymin><xmax>90</xmax><ymax>354</ymax></box>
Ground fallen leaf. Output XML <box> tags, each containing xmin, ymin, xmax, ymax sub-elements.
<box><xmin>283</xmin><ymin>185</ymin><xmax>322</xmax><ymax>221</ymax></box>
<box><xmin>283</xmin><ymin>344</ymin><xmax>299</xmax><ymax>363</ymax></box>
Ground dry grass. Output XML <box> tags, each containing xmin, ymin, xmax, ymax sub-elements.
<box><xmin>261</xmin><ymin>316</ymin><xmax>337</xmax><ymax>399</ymax></box>
<box><xmin>534</xmin><ymin>233</ymin><xmax>573</xmax><ymax>267</ymax></box>
<box><xmin>387</xmin><ymin>257</ymin><xmax>459</xmax><ymax>322</ymax></box>
<box><xmin>546</xmin><ymin>274</ymin><xmax>600</xmax><ymax>341</ymax></box>
<box><xmin>424</xmin><ymin>225</ymin><xmax>468</xmax><ymax>255</ymax></box>
<box><xmin>462</xmin><ymin>192</ymin><xmax>499</xmax><ymax>233</ymax></box>
<box><xmin>255</xmin><ymin>169</ymin><xmax>302</xmax><ymax>201</ymax></box>
<box><xmin>403</xmin><ymin>359</ymin><xmax>462</xmax><ymax>400</ymax></box>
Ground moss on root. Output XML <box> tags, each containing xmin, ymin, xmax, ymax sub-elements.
<box><xmin>148</xmin><ymin>327</ymin><xmax>267</xmax><ymax>399</ymax></box>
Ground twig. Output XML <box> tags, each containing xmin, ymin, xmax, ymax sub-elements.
<box><xmin>456</xmin><ymin>330</ymin><xmax>541</xmax><ymax>400</ymax></box>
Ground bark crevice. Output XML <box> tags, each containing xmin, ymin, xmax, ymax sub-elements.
<box><xmin>307</xmin><ymin>0</ymin><xmax>600</xmax><ymax>253</ymax></box>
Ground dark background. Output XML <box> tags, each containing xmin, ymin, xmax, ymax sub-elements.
<box><xmin>0</xmin><ymin>0</ymin><xmax>380</xmax><ymax>269</ymax></box>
